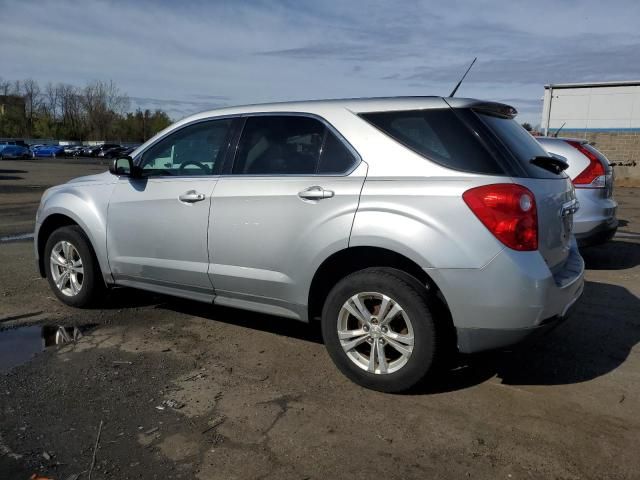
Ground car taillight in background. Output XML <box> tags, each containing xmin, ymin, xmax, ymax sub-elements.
<box><xmin>463</xmin><ymin>184</ymin><xmax>538</xmax><ymax>251</ymax></box>
<box><xmin>565</xmin><ymin>140</ymin><xmax>607</xmax><ymax>189</ymax></box>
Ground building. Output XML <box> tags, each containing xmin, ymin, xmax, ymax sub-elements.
<box><xmin>541</xmin><ymin>81</ymin><xmax>640</xmax><ymax>184</ymax></box>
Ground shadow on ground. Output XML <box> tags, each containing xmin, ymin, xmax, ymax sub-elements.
<box><xmin>0</xmin><ymin>169</ymin><xmax>27</xmax><ymax>180</ymax></box>
<box><xmin>106</xmin><ymin>278</ymin><xmax>639</xmax><ymax>395</ymax></box>
<box><xmin>421</xmin><ymin>280</ymin><xmax>640</xmax><ymax>393</ymax></box>
<box><xmin>581</xmin><ymin>239</ymin><xmax>640</xmax><ymax>270</ymax></box>
<box><xmin>102</xmin><ymin>236</ymin><xmax>639</xmax><ymax>394</ymax></box>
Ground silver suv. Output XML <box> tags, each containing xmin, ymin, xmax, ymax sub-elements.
<box><xmin>536</xmin><ymin>136</ymin><xmax>617</xmax><ymax>247</ymax></box>
<box><xmin>35</xmin><ymin>97</ymin><xmax>584</xmax><ymax>392</ymax></box>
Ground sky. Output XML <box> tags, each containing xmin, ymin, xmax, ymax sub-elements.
<box><xmin>1</xmin><ymin>0</ymin><xmax>640</xmax><ymax>125</ymax></box>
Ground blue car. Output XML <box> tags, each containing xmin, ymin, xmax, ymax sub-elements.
<box><xmin>33</xmin><ymin>145</ymin><xmax>65</xmax><ymax>158</ymax></box>
<box><xmin>0</xmin><ymin>144</ymin><xmax>34</xmax><ymax>159</ymax></box>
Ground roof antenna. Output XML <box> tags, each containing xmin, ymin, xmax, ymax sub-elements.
<box><xmin>449</xmin><ymin>57</ymin><xmax>477</xmax><ymax>97</ymax></box>
<box><xmin>552</xmin><ymin>121</ymin><xmax>566</xmax><ymax>138</ymax></box>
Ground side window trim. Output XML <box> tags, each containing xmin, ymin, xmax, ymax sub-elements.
<box><xmin>221</xmin><ymin>117</ymin><xmax>247</xmax><ymax>176</ymax></box>
<box><xmin>224</xmin><ymin>112</ymin><xmax>361</xmax><ymax>177</ymax></box>
<box><xmin>133</xmin><ymin>116</ymin><xmax>238</xmax><ymax>178</ymax></box>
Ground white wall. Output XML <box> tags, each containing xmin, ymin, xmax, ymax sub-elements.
<box><xmin>541</xmin><ymin>84</ymin><xmax>640</xmax><ymax>134</ymax></box>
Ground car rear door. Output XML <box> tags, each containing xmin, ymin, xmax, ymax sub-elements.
<box><xmin>107</xmin><ymin>118</ymin><xmax>234</xmax><ymax>300</ymax></box>
<box><xmin>208</xmin><ymin>114</ymin><xmax>366</xmax><ymax>320</ymax></box>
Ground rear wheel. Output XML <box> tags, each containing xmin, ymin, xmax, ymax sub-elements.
<box><xmin>44</xmin><ymin>225</ymin><xmax>104</xmax><ymax>307</ymax></box>
<box><xmin>321</xmin><ymin>268</ymin><xmax>439</xmax><ymax>392</ymax></box>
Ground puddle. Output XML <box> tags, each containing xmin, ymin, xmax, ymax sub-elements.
<box><xmin>0</xmin><ymin>325</ymin><xmax>94</xmax><ymax>373</ymax></box>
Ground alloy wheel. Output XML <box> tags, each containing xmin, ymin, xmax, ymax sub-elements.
<box><xmin>49</xmin><ymin>241</ymin><xmax>84</xmax><ymax>297</ymax></box>
<box><xmin>337</xmin><ymin>292</ymin><xmax>414</xmax><ymax>374</ymax></box>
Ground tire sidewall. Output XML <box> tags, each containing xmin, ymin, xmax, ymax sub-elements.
<box><xmin>44</xmin><ymin>226</ymin><xmax>99</xmax><ymax>307</ymax></box>
<box><xmin>321</xmin><ymin>269</ymin><xmax>437</xmax><ymax>392</ymax></box>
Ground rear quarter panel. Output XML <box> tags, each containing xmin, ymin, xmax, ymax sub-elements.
<box><xmin>350</xmin><ymin>177</ymin><xmax>506</xmax><ymax>270</ymax></box>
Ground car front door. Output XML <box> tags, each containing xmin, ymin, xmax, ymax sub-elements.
<box><xmin>208</xmin><ymin>114</ymin><xmax>367</xmax><ymax>320</ymax></box>
<box><xmin>107</xmin><ymin>118</ymin><xmax>234</xmax><ymax>300</ymax></box>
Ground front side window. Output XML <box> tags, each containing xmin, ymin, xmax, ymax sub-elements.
<box><xmin>232</xmin><ymin>116</ymin><xmax>325</xmax><ymax>175</ymax></box>
<box><xmin>139</xmin><ymin>119</ymin><xmax>232</xmax><ymax>176</ymax></box>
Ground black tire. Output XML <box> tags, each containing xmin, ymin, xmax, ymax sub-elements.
<box><xmin>321</xmin><ymin>268</ymin><xmax>440</xmax><ymax>393</ymax></box>
<box><xmin>44</xmin><ymin>225</ymin><xmax>105</xmax><ymax>307</ymax></box>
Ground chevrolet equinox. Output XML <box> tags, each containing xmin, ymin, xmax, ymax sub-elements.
<box><xmin>35</xmin><ymin>97</ymin><xmax>585</xmax><ymax>392</ymax></box>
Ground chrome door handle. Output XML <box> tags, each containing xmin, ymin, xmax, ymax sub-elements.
<box><xmin>298</xmin><ymin>186</ymin><xmax>335</xmax><ymax>200</ymax></box>
<box><xmin>179</xmin><ymin>190</ymin><xmax>206</xmax><ymax>203</ymax></box>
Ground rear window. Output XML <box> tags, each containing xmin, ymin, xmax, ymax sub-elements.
<box><xmin>361</xmin><ymin>108</ymin><xmax>565</xmax><ymax>179</ymax></box>
<box><xmin>476</xmin><ymin>113</ymin><xmax>561</xmax><ymax>179</ymax></box>
<box><xmin>360</xmin><ymin>109</ymin><xmax>503</xmax><ymax>175</ymax></box>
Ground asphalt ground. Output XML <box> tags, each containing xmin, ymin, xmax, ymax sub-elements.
<box><xmin>0</xmin><ymin>157</ymin><xmax>639</xmax><ymax>479</ymax></box>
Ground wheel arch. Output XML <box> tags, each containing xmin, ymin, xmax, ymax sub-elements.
<box><xmin>308</xmin><ymin>246</ymin><xmax>440</xmax><ymax>318</ymax></box>
<box><xmin>308</xmin><ymin>246</ymin><xmax>457</xmax><ymax>356</ymax></box>
<box><xmin>36</xmin><ymin>212</ymin><xmax>107</xmax><ymax>285</ymax></box>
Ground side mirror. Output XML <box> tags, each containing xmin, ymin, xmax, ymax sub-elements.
<box><xmin>109</xmin><ymin>157</ymin><xmax>138</xmax><ymax>177</ymax></box>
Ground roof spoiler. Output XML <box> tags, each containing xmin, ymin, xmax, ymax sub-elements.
<box><xmin>443</xmin><ymin>99</ymin><xmax>517</xmax><ymax>119</ymax></box>
<box><xmin>471</xmin><ymin>102</ymin><xmax>518</xmax><ymax>119</ymax></box>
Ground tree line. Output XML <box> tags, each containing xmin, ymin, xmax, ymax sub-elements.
<box><xmin>0</xmin><ymin>77</ymin><xmax>172</xmax><ymax>142</ymax></box>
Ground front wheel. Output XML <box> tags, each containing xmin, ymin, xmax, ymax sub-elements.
<box><xmin>44</xmin><ymin>225</ymin><xmax>104</xmax><ymax>307</ymax></box>
<box><xmin>321</xmin><ymin>268</ymin><xmax>440</xmax><ymax>392</ymax></box>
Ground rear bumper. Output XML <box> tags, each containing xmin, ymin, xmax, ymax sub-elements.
<box><xmin>455</xmin><ymin>288</ymin><xmax>581</xmax><ymax>353</ymax></box>
<box><xmin>575</xmin><ymin>218</ymin><xmax>618</xmax><ymax>247</ymax></box>
<box><xmin>429</xmin><ymin>242</ymin><xmax>585</xmax><ymax>354</ymax></box>
<box><xmin>573</xmin><ymin>189</ymin><xmax>617</xmax><ymax>246</ymax></box>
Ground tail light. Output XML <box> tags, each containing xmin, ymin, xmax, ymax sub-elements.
<box><xmin>463</xmin><ymin>184</ymin><xmax>538</xmax><ymax>251</ymax></box>
<box><xmin>565</xmin><ymin>140</ymin><xmax>606</xmax><ymax>188</ymax></box>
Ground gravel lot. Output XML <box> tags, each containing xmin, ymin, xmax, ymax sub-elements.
<box><xmin>0</xmin><ymin>158</ymin><xmax>639</xmax><ymax>479</ymax></box>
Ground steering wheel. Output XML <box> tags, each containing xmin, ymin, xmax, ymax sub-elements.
<box><xmin>179</xmin><ymin>161</ymin><xmax>210</xmax><ymax>175</ymax></box>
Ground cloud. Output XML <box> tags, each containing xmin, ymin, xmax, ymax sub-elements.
<box><xmin>1</xmin><ymin>0</ymin><xmax>639</xmax><ymax>123</ymax></box>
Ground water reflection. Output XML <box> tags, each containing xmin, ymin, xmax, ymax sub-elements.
<box><xmin>0</xmin><ymin>324</ymin><xmax>93</xmax><ymax>373</ymax></box>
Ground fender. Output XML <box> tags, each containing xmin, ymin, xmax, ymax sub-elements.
<box><xmin>36</xmin><ymin>181</ymin><xmax>116</xmax><ymax>284</ymax></box>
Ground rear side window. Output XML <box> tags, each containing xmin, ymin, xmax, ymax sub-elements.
<box><xmin>318</xmin><ymin>131</ymin><xmax>357</xmax><ymax>174</ymax></box>
<box><xmin>233</xmin><ymin>116</ymin><xmax>324</xmax><ymax>175</ymax></box>
<box><xmin>360</xmin><ymin>109</ymin><xmax>503</xmax><ymax>175</ymax></box>
<box><xmin>477</xmin><ymin>113</ymin><xmax>560</xmax><ymax>179</ymax></box>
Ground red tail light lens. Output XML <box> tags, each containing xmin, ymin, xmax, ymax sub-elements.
<box><xmin>565</xmin><ymin>140</ymin><xmax>606</xmax><ymax>188</ymax></box>
<box><xmin>463</xmin><ymin>184</ymin><xmax>538</xmax><ymax>251</ymax></box>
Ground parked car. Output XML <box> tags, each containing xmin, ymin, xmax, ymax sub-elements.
<box><xmin>100</xmin><ymin>146</ymin><xmax>127</xmax><ymax>158</ymax></box>
<box><xmin>91</xmin><ymin>143</ymin><xmax>121</xmax><ymax>157</ymax></box>
<box><xmin>34</xmin><ymin>97</ymin><xmax>584</xmax><ymax>392</ymax></box>
<box><xmin>70</xmin><ymin>146</ymin><xmax>86</xmax><ymax>156</ymax></box>
<box><xmin>63</xmin><ymin>145</ymin><xmax>83</xmax><ymax>156</ymax></box>
<box><xmin>118</xmin><ymin>146</ymin><xmax>139</xmax><ymax>157</ymax></box>
<box><xmin>79</xmin><ymin>145</ymin><xmax>97</xmax><ymax>157</ymax></box>
<box><xmin>0</xmin><ymin>145</ymin><xmax>34</xmax><ymax>159</ymax></box>
<box><xmin>96</xmin><ymin>145</ymin><xmax>138</xmax><ymax>159</ymax></box>
<box><xmin>537</xmin><ymin>137</ymin><xmax>617</xmax><ymax>247</ymax></box>
<box><xmin>33</xmin><ymin>145</ymin><xmax>65</xmax><ymax>158</ymax></box>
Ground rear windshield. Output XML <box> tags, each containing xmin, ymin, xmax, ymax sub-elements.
<box><xmin>476</xmin><ymin>113</ymin><xmax>561</xmax><ymax>179</ymax></box>
<box><xmin>361</xmin><ymin>108</ymin><xmax>564</xmax><ymax>179</ymax></box>
<box><xmin>360</xmin><ymin>109</ymin><xmax>503</xmax><ymax>175</ymax></box>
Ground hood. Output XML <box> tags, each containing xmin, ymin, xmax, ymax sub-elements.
<box><xmin>66</xmin><ymin>171</ymin><xmax>115</xmax><ymax>185</ymax></box>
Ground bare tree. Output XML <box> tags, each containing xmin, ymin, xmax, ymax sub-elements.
<box><xmin>22</xmin><ymin>78</ymin><xmax>41</xmax><ymax>137</ymax></box>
